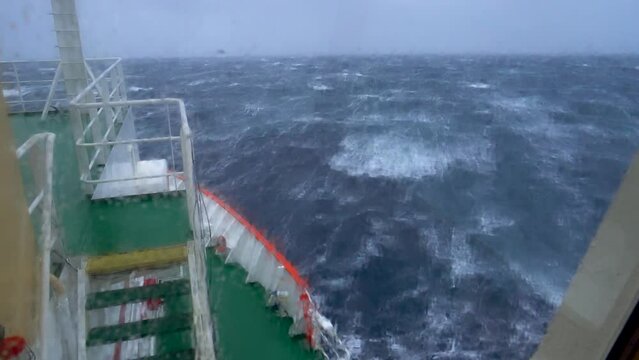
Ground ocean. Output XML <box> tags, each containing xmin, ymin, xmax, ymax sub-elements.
<box><xmin>126</xmin><ymin>55</ymin><xmax>639</xmax><ymax>359</ymax></box>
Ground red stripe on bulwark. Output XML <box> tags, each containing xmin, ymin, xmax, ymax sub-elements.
<box><xmin>198</xmin><ymin>186</ymin><xmax>316</xmax><ymax>346</ymax></box>
<box><xmin>198</xmin><ymin>187</ymin><xmax>310</xmax><ymax>289</ymax></box>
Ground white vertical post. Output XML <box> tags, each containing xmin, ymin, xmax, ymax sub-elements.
<box><xmin>77</xmin><ymin>258</ymin><xmax>88</xmax><ymax>360</ymax></box>
<box><xmin>11</xmin><ymin>63</ymin><xmax>26</xmax><ymax>113</ymax></box>
<box><xmin>187</xmin><ymin>241</ymin><xmax>216</xmax><ymax>360</ymax></box>
<box><xmin>70</xmin><ymin>106</ymin><xmax>92</xmax><ymax>194</ymax></box>
<box><xmin>38</xmin><ymin>134</ymin><xmax>55</xmax><ymax>360</ymax></box>
<box><xmin>41</xmin><ymin>63</ymin><xmax>62</xmax><ymax>121</ymax></box>
<box><xmin>181</xmin><ymin>122</ymin><xmax>201</xmax><ymax>240</ymax></box>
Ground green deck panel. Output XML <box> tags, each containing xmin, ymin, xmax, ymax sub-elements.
<box><xmin>10</xmin><ymin>113</ymin><xmax>191</xmax><ymax>256</ymax></box>
<box><xmin>207</xmin><ymin>252</ymin><xmax>321</xmax><ymax>360</ymax></box>
<box><xmin>86</xmin><ymin>312</ymin><xmax>192</xmax><ymax>346</ymax></box>
<box><xmin>9</xmin><ymin>112</ymin><xmax>320</xmax><ymax>359</ymax></box>
<box><xmin>155</xmin><ymin>293</ymin><xmax>195</xmax><ymax>354</ymax></box>
<box><xmin>86</xmin><ymin>279</ymin><xmax>191</xmax><ymax>310</ymax></box>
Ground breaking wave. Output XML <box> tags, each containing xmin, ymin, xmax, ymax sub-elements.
<box><xmin>466</xmin><ymin>82</ymin><xmax>491</xmax><ymax>89</ymax></box>
<box><xmin>2</xmin><ymin>88</ymin><xmax>20</xmax><ymax>97</ymax></box>
<box><xmin>329</xmin><ymin>132</ymin><xmax>494</xmax><ymax>179</ymax></box>
<box><xmin>128</xmin><ymin>86</ymin><xmax>152</xmax><ymax>92</ymax></box>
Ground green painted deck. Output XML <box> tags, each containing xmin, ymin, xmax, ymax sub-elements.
<box><xmin>10</xmin><ymin>113</ymin><xmax>192</xmax><ymax>255</ymax></box>
<box><xmin>9</xmin><ymin>112</ymin><xmax>318</xmax><ymax>360</ymax></box>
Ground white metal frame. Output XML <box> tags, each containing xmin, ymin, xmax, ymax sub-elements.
<box><xmin>15</xmin><ymin>132</ymin><xmax>56</xmax><ymax>360</ymax></box>
<box><xmin>0</xmin><ymin>58</ymin><xmax>123</xmax><ymax>118</ymax></box>
<box><xmin>187</xmin><ymin>241</ymin><xmax>216</xmax><ymax>360</ymax></box>
<box><xmin>68</xmin><ymin>59</ymin><xmax>199</xmax><ymax>246</ymax></box>
<box><xmin>0</xmin><ymin>60</ymin><xmax>66</xmax><ymax>115</ymax></box>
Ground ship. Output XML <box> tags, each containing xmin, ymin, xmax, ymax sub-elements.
<box><xmin>0</xmin><ymin>0</ymin><xmax>349</xmax><ymax>359</ymax></box>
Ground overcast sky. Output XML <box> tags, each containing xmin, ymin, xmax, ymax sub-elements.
<box><xmin>1</xmin><ymin>0</ymin><xmax>638</xmax><ymax>59</ymax></box>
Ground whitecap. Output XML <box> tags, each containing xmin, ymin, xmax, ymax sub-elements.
<box><xmin>242</xmin><ymin>103</ymin><xmax>263</xmax><ymax>116</ymax></box>
<box><xmin>2</xmin><ymin>88</ymin><xmax>21</xmax><ymax>97</ymax></box>
<box><xmin>188</xmin><ymin>79</ymin><xmax>207</xmax><ymax>86</ymax></box>
<box><xmin>466</xmin><ymin>82</ymin><xmax>491</xmax><ymax>89</ymax></box>
<box><xmin>509</xmin><ymin>262</ymin><xmax>565</xmax><ymax>307</ymax></box>
<box><xmin>309</xmin><ymin>83</ymin><xmax>332</xmax><ymax>91</ymax></box>
<box><xmin>343</xmin><ymin>335</ymin><xmax>363</xmax><ymax>358</ymax></box>
<box><xmin>128</xmin><ymin>86</ymin><xmax>151</xmax><ymax>92</ymax></box>
<box><xmin>479</xmin><ymin>212</ymin><xmax>515</xmax><ymax>235</ymax></box>
<box><xmin>228</xmin><ymin>82</ymin><xmax>240</xmax><ymax>87</ymax></box>
<box><xmin>450</xmin><ymin>228</ymin><xmax>476</xmax><ymax>281</ymax></box>
<box><xmin>329</xmin><ymin>133</ymin><xmax>494</xmax><ymax>179</ymax></box>
<box><xmin>354</xmin><ymin>94</ymin><xmax>381</xmax><ymax>100</ymax></box>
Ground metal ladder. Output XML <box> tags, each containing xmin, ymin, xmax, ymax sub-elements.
<box><xmin>76</xmin><ymin>242</ymin><xmax>215</xmax><ymax>360</ymax></box>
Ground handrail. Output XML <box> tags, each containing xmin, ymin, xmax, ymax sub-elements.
<box><xmin>69</xmin><ymin>58</ymin><xmax>122</xmax><ymax>105</ymax></box>
<box><xmin>16</xmin><ymin>132</ymin><xmax>56</xmax><ymax>360</ymax></box>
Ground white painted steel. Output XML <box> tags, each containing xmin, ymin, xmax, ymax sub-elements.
<box><xmin>77</xmin><ymin>259</ymin><xmax>88</xmax><ymax>360</ymax></box>
<box><xmin>41</xmin><ymin>63</ymin><xmax>63</xmax><ymax>120</ymax></box>
<box><xmin>16</xmin><ymin>133</ymin><xmax>57</xmax><ymax>360</ymax></box>
<box><xmin>198</xmin><ymin>194</ymin><xmax>351</xmax><ymax>359</ymax></box>
<box><xmin>187</xmin><ymin>241</ymin><xmax>216</xmax><ymax>360</ymax></box>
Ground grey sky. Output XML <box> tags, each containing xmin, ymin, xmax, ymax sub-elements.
<box><xmin>2</xmin><ymin>0</ymin><xmax>638</xmax><ymax>59</ymax></box>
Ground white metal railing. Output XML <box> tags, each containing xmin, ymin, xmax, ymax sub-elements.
<box><xmin>187</xmin><ymin>241</ymin><xmax>216</xmax><ymax>360</ymax></box>
<box><xmin>69</xmin><ymin>59</ymin><xmax>194</xmax><ymax>200</ymax></box>
<box><xmin>0</xmin><ymin>58</ymin><xmax>124</xmax><ymax>119</ymax></box>
<box><xmin>68</xmin><ymin>61</ymin><xmax>199</xmax><ymax>241</ymax></box>
<box><xmin>1</xmin><ymin>60</ymin><xmax>65</xmax><ymax>117</ymax></box>
<box><xmin>16</xmin><ymin>132</ymin><xmax>56</xmax><ymax>360</ymax></box>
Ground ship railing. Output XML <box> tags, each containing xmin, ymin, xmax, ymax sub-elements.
<box><xmin>0</xmin><ymin>58</ymin><xmax>121</xmax><ymax>119</ymax></box>
<box><xmin>70</xmin><ymin>65</ymin><xmax>213</xmax><ymax>356</ymax></box>
<box><xmin>15</xmin><ymin>132</ymin><xmax>57</xmax><ymax>360</ymax></box>
<box><xmin>69</xmin><ymin>98</ymin><xmax>198</xmax><ymax>229</ymax></box>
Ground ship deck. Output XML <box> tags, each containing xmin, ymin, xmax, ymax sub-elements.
<box><xmin>10</xmin><ymin>112</ymin><xmax>318</xmax><ymax>359</ymax></box>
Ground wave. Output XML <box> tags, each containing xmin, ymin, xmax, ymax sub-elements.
<box><xmin>242</xmin><ymin>103</ymin><xmax>263</xmax><ymax>116</ymax></box>
<box><xmin>329</xmin><ymin>132</ymin><xmax>494</xmax><ymax>179</ymax></box>
<box><xmin>2</xmin><ymin>88</ymin><xmax>20</xmax><ymax>97</ymax></box>
<box><xmin>466</xmin><ymin>82</ymin><xmax>491</xmax><ymax>89</ymax></box>
<box><xmin>188</xmin><ymin>79</ymin><xmax>208</xmax><ymax>86</ymax></box>
<box><xmin>128</xmin><ymin>86</ymin><xmax>152</xmax><ymax>92</ymax></box>
<box><xmin>309</xmin><ymin>83</ymin><xmax>332</xmax><ymax>91</ymax></box>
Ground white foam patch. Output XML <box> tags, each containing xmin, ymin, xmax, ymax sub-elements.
<box><xmin>329</xmin><ymin>133</ymin><xmax>493</xmax><ymax>179</ymax></box>
<box><xmin>466</xmin><ymin>82</ymin><xmax>491</xmax><ymax>89</ymax></box>
<box><xmin>188</xmin><ymin>79</ymin><xmax>208</xmax><ymax>86</ymax></box>
<box><xmin>479</xmin><ymin>212</ymin><xmax>515</xmax><ymax>235</ymax></box>
<box><xmin>510</xmin><ymin>262</ymin><xmax>565</xmax><ymax>307</ymax></box>
<box><xmin>242</xmin><ymin>103</ymin><xmax>263</xmax><ymax>116</ymax></box>
<box><xmin>343</xmin><ymin>335</ymin><xmax>363</xmax><ymax>358</ymax></box>
<box><xmin>450</xmin><ymin>228</ymin><xmax>476</xmax><ymax>281</ymax></box>
<box><xmin>2</xmin><ymin>88</ymin><xmax>20</xmax><ymax>97</ymax></box>
<box><xmin>309</xmin><ymin>83</ymin><xmax>332</xmax><ymax>91</ymax></box>
<box><xmin>128</xmin><ymin>86</ymin><xmax>151</xmax><ymax>92</ymax></box>
<box><xmin>354</xmin><ymin>94</ymin><xmax>382</xmax><ymax>100</ymax></box>
<box><xmin>492</xmin><ymin>96</ymin><xmax>543</xmax><ymax>113</ymax></box>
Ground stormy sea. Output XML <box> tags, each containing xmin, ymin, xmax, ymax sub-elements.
<box><xmin>125</xmin><ymin>55</ymin><xmax>639</xmax><ymax>359</ymax></box>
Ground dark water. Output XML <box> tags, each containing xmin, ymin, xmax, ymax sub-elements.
<box><xmin>126</xmin><ymin>55</ymin><xmax>639</xmax><ymax>359</ymax></box>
